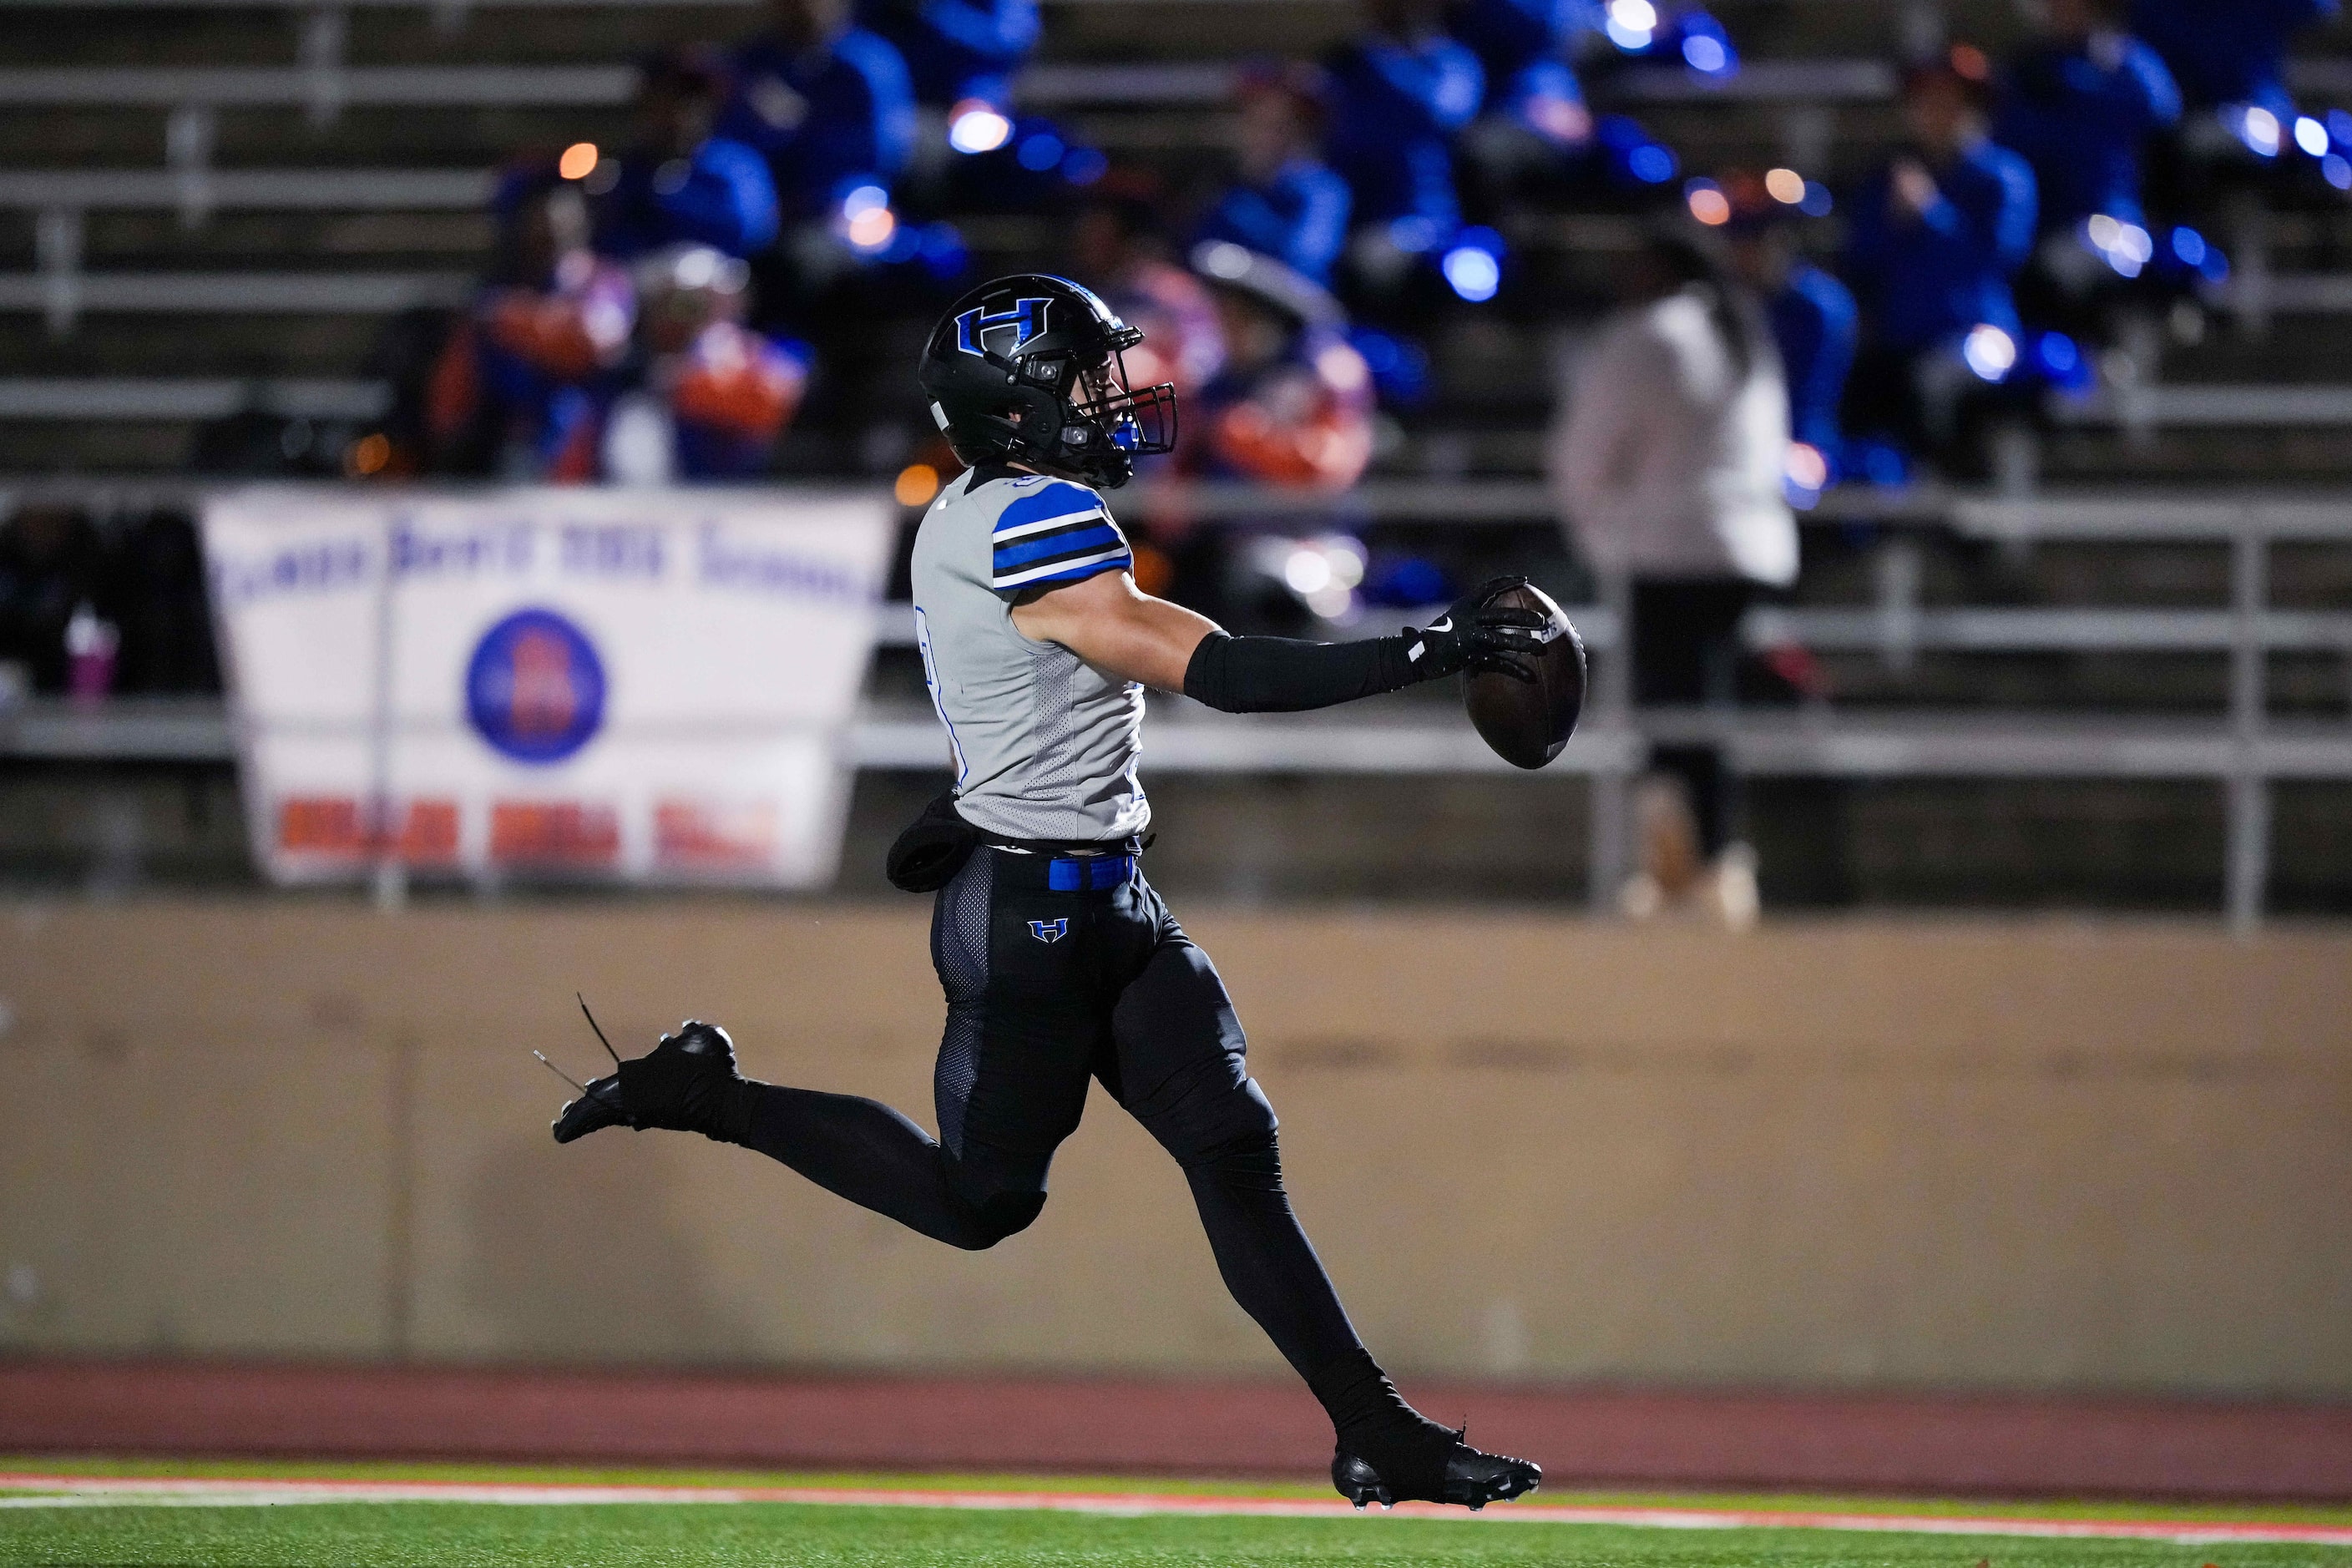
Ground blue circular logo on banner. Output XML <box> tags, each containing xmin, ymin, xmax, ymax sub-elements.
<box><xmin>465</xmin><ymin>607</ymin><xmax>606</xmax><ymax>765</ymax></box>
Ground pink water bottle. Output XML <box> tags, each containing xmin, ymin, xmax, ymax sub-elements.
<box><xmin>66</xmin><ymin>601</ymin><xmax>118</xmax><ymax>706</ymax></box>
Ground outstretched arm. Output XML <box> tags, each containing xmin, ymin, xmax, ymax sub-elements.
<box><xmin>1009</xmin><ymin>568</ymin><xmax>1546</xmax><ymax>712</ymax></box>
<box><xmin>1009</xmin><ymin>566</ymin><xmax>1218</xmax><ymax>691</ymax></box>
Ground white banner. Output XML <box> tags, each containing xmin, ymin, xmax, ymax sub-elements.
<box><xmin>203</xmin><ymin>485</ymin><xmax>897</xmax><ymax>888</ymax></box>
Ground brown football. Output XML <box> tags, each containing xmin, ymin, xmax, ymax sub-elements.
<box><xmin>1463</xmin><ymin>580</ymin><xmax>1586</xmax><ymax>769</ymax></box>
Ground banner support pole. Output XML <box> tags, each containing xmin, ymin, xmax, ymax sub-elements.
<box><xmin>369</xmin><ymin>512</ymin><xmax>405</xmax><ymax>913</ymax></box>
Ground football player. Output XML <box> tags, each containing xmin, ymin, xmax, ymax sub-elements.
<box><xmin>550</xmin><ymin>273</ymin><xmax>1546</xmax><ymax>1510</ymax></box>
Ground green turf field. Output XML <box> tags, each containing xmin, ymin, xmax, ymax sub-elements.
<box><xmin>6</xmin><ymin>1460</ymin><xmax>2350</xmax><ymax>1567</ymax></box>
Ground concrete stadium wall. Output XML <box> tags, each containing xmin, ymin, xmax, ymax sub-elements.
<box><xmin>1</xmin><ymin>900</ymin><xmax>2348</xmax><ymax>1395</ymax></box>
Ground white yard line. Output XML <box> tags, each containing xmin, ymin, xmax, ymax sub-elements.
<box><xmin>0</xmin><ymin>1474</ymin><xmax>2347</xmax><ymax>1546</ymax></box>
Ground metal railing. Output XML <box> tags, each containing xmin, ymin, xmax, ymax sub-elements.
<box><xmin>0</xmin><ymin>272</ymin><xmax>471</xmax><ymax>337</ymax></box>
<box><xmin>0</xmin><ymin>60</ymin><xmax>1219</xmax><ymax>111</ymax></box>
<box><xmin>2056</xmin><ymin>385</ymin><xmax>2352</xmax><ymax>427</ymax></box>
<box><xmin>0</xmin><ymin>378</ymin><xmax>389</xmax><ymax>420</ymax></box>
<box><xmin>5</xmin><ymin>55</ymin><xmax>2345</xmax><ymax>109</ymax></box>
<box><xmin>0</xmin><ymin>169</ymin><xmax>493</xmax><ymax>210</ymax></box>
<box><xmin>0</xmin><ymin>64</ymin><xmax>635</xmax><ymax>108</ymax></box>
<box><xmin>9</xmin><ymin>369</ymin><xmax>2352</xmax><ymax>430</ymax></box>
<box><xmin>2</xmin><ymin>482</ymin><xmax>2347</xmax><ymax>925</ymax></box>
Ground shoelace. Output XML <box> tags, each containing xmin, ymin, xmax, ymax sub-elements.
<box><xmin>532</xmin><ymin>994</ymin><xmax>631</xmax><ymax>1119</ymax></box>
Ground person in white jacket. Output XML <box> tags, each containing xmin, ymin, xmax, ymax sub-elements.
<box><xmin>1549</xmin><ymin>225</ymin><xmax>1797</xmax><ymax>927</ymax></box>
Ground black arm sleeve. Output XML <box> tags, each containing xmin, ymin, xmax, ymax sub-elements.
<box><xmin>1181</xmin><ymin>630</ymin><xmax>1426</xmax><ymax>714</ymax></box>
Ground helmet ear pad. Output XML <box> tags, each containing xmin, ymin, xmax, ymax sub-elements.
<box><xmin>946</xmin><ymin>377</ymin><xmax>1066</xmax><ymax>471</ymax></box>
<box><xmin>1004</xmin><ymin>377</ymin><xmax>1070</xmax><ymax>453</ymax></box>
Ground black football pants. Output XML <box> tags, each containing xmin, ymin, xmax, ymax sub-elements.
<box><xmin>726</xmin><ymin>844</ymin><xmax>1369</xmax><ymax>1391</ymax></box>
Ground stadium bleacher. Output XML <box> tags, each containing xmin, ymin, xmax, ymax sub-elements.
<box><xmin>4</xmin><ymin>0</ymin><xmax>2352</xmax><ymax>916</ymax></box>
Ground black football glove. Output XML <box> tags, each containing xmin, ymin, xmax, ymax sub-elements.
<box><xmin>1399</xmin><ymin>576</ymin><xmax>1551</xmax><ymax>685</ymax></box>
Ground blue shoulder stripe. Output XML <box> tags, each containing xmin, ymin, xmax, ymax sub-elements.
<box><xmin>994</xmin><ymin>481</ymin><xmax>1104</xmax><ymax>534</ymax></box>
<box><xmin>993</xmin><ymin>523</ymin><xmax>1122</xmax><ymax>570</ymax></box>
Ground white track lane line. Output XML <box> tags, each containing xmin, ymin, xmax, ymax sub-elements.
<box><xmin>0</xmin><ymin>1474</ymin><xmax>2347</xmax><ymax>1545</ymax></box>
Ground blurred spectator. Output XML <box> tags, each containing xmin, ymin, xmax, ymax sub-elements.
<box><xmin>721</xmin><ymin>0</ymin><xmax>918</xmax><ymax>223</ymax></box>
<box><xmin>603</xmin><ymin>245</ymin><xmax>811</xmax><ymax>483</ymax></box>
<box><xmin>1448</xmin><ymin>0</ymin><xmax>1592</xmax><ymax>143</ymax></box>
<box><xmin>0</xmin><ymin>507</ymin><xmax>223</xmax><ymax>700</ymax></box>
<box><xmin>1186</xmin><ymin>241</ymin><xmax>1374</xmax><ymax>489</ymax></box>
<box><xmin>1194</xmin><ymin>64</ymin><xmax>1353</xmax><ymax>286</ymax></box>
<box><xmin>2132</xmin><ymin>0</ymin><xmax>2334</xmax><ymax>217</ymax></box>
<box><xmin>1449</xmin><ymin>0</ymin><xmax>1600</xmax><ymax>205</ymax></box>
<box><xmin>1160</xmin><ymin>242</ymin><xmax>1374</xmax><ymax>626</ymax></box>
<box><xmin>0</xmin><ymin>505</ymin><xmax>106</xmax><ymax>695</ymax></box>
<box><xmin>1995</xmin><ymin>0</ymin><xmax>2179</xmax><ymax>236</ymax></box>
<box><xmin>590</xmin><ymin>48</ymin><xmax>781</xmax><ymax>260</ymax></box>
<box><xmin>1547</xmin><ymin>227</ymin><xmax>1793</xmax><ymax>928</ymax></box>
<box><xmin>1722</xmin><ymin>176</ymin><xmax>1857</xmax><ymax>483</ymax></box>
<box><xmin>108</xmin><ymin>513</ymin><xmax>219</xmax><ymax>695</ymax></box>
<box><xmin>1074</xmin><ymin>169</ymin><xmax>1227</xmax><ymax>397</ymax></box>
<box><xmin>430</xmin><ymin>166</ymin><xmax>635</xmax><ymax>478</ymax></box>
<box><xmin>2129</xmin><ymin>0</ymin><xmax>2334</xmax><ymax>123</ymax></box>
<box><xmin>1842</xmin><ymin>51</ymin><xmax>2036</xmax><ymax>466</ymax></box>
<box><xmin>857</xmin><ymin>0</ymin><xmax>1039</xmax><ymax>109</ymax></box>
<box><xmin>1325</xmin><ymin>0</ymin><xmax>1485</xmax><ymax>254</ymax></box>
<box><xmin>867</xmin><ymin>0</ymin><xmax>1079</xmax><ymax>223</ymax></box>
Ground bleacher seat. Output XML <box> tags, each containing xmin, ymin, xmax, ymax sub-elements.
<box><xmin>4</xmin><ymin>0</ymin><xmax>2352</xmax><ymax>912</ymax></box>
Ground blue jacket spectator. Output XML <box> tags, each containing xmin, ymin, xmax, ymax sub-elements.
<box><xmin>1324</xmin><ymin>0</ymin><xmax>1485</xmax><ymax>231</ymax></box>
<box><xmin>1995</xmin><ymin>0</ymin><xmax>2179</xmax><ymax>232</ymax></box>
<box><xmin>2128</xmin><ymin>0</ymin><xmax>2337</xmax><ymax>119</ymax></box>
<box><xmin>723</xmin><ymin>0</ymin><xmax>918</xmax><ymax>220</ymax></box>
<box><xmin>1724</xmin><ymin>183</ymin><xmax>1857</xmax><ymax>459</ymax></box>
<box><xmin>1447</xmin><ymin>0</ymin><xmax>1596</xmax><ymax>146</ymax></box>
<box><xmin>1195</xmin><ymin>65</ymin><xmax>1353</xmax><ymax>283</ymax></box>
<box><xmin>1199</xmin><ymin>163</ymin><xmax>1353</xmax><ymax>285</ymax></box>
<box><xmin>1846</xmin><ymin>59</ymin><xmax>2037</xmax><ymax>352</ymax></box>
<box><xmin>857</xmin><ymin>0</ymin><xmax>1039</xmax><ymax>109</ymax></box>
<box><xmin>594</xmin><ymin>140</ymin><xmax>780</xmax><ymax>260</ymax></box>
<box><xmin>1446</xmin><ymin>0</ymin><xmax>1590</xmax><ymax>83</ymax></box>
<box><xmin>592</xmin><ymin>50</ymin><xmax>781</xmax><ymax>260</ymax></box>
<box><xmin>1770</xmin><ymin>263</ymin><xmax>1858</xmax><ymax>454</ymax></box>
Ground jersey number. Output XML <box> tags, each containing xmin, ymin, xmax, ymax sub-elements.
<box><xmin>913</xmin><ymin>606</ymin><xmax>970</xmax><ymax>786</ymax></box>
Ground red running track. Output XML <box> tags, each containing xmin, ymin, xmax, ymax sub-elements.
<box><xmin>2</xmin><ymin>1360</ymin><xmax>2348</xmax><ymax>1500</ymax></box>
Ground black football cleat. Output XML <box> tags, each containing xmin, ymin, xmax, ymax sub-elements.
<box><xmin>1333</xmin><ymin>1428</ymin><xmax>1541</xmax><ymax>1512</ymax></box>
<box><xmin>549</xmin><ymin>1018</ymin><xmax>742</xmax><ymax>1144</ymax></box>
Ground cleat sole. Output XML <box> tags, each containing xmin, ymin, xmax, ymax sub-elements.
<box><xmin>1335</xmin><ymin>1447</ymin><xmax>1540</xmax><ymax>1512</ymax></box>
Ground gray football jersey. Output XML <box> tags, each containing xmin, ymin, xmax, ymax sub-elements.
<box><xmin>910</xmin><ymin>468</ymin><xmax>1149</xmax><ymax>843</ymax></box>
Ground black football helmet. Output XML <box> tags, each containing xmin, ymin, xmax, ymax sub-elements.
<box><xmin>917</xmin><ymin>273</ymin><xmax>1177</xmax><ymax>489</ymax></box>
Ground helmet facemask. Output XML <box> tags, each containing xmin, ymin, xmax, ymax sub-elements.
<box><xmin>1073</xmin><ymin>348</ymin><xmax>1177</xmax><ymax>460</ymax></box>
<box><xmin>1023</xmin><ymin>343</ymin><xmax>1176</xmax><ymax>487</ymax></box>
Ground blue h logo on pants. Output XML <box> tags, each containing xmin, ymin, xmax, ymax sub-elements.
<box><xmin>1028</xmin><ymin>918</ymin><xmax>1068</xmax><ymax>943</ymax></box>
